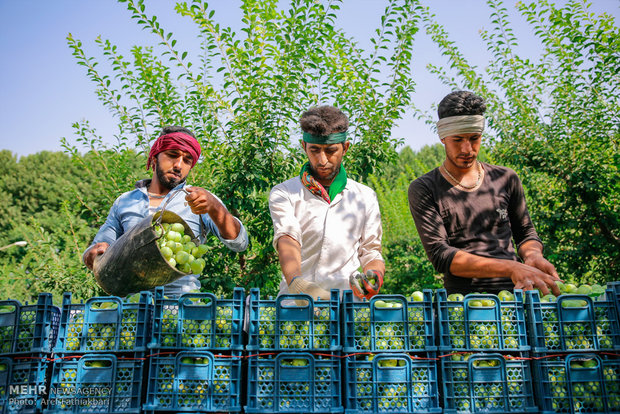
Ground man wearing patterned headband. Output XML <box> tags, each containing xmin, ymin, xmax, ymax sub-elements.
<box><xmin>269</xmin><ymin>105</ymin><xmax>385</xmax><ymax>301</ymax></box>
<box><xmin>82</xmin><ymin>126</ymin><xmax>248</xmax><ymax>296</ymax></box>
<box><xmin>408</xmin><ymin>91</ymin><xmax>560</xmax><ymax>296</ymax></box>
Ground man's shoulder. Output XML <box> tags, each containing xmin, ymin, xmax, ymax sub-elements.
<box><xmin>409</xmin><ymin>167</ymin><xmax>440</xmax><ymax>192</ymax></box>
<box><xmin>345</xmin><ymin>178</ymin><xmax>376</xmax><ymax>196</ymax></box>
<box><xmin>483</xmin><ymin>162</ymin><xmax>517</xmax><ymax>176</ymax></box>
<box><xmin>271</xmin><ymin>176</ymin><xmax>303</xmax><ymax>193</ymax></box>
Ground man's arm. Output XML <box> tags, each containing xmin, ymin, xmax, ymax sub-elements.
<box><xmin>185</xmin><ymin>186</ymin><xmax>240</xmax><ymax>239</ymax></box>
<box><xmin>449</xmin><ymin>250</ymin><xmax>561</xmax><ymax>296</ymax></box>
<box><xmin>276</xmin><ymin>235</ymin><xmax>302</xmax><ymax>285</ymax></box>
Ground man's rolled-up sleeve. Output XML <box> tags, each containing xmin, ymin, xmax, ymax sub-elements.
<box><xmin>268</xmin><ymin>185</ymin><xmax>302</xmax><ymax>249</ymax></box>
<box><xmin>358</xmin><ymin>190</ymin><xmax>384</xmax><ymax>268</ymax></box>
<box><xmin>408</xmin><ymin>179</ymin><xmax>459</xmax><ymax>274</ymax></box>
<box><xmin>90</xmin><ymin>199</ymin><xmax>123</xmax><ymax>249</ymax></box>
<box><xmin>218</xmin><ymin>217</ymin><xmax>249</xmax><ymax>252</ymax></box>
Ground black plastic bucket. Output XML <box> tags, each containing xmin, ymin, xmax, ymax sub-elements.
<box><xmin>93</xmin><ymin>209</ymin><xmax>195</xmax><ymax>297</ymax></box>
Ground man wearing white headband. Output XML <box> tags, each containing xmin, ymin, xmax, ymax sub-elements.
<box><xmin>269</xmin><ymin>105</ymin><xmax>385</xmax><ymax>301</ymax></box>
<box><xmin>408</xmin><ymin>91</ymin><xmax>560</xmax><ymax>296</ymax></box>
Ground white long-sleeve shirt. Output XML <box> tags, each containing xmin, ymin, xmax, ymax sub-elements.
<box><xmin>269</xmin><ymin>176</ymin><xmax>384</xmax><ymax>294</ymax></box>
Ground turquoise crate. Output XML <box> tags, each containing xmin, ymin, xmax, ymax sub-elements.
<box><xmin>54</xmin><ymin>291</ymin><xmax>153</xmax><ymax>353</ymax></box>
<box><xmin>441</xmin><ymin>352</ymin><xmax>537</xmax><ymax>413</ymax></box>
<box><xmin>44</xmin><ymin>353</ymin><xmax>144</xmax><ymax>413</ymax></box>
<box><xmin>149</xmin><ymin>287</ymin><xmax>244</xmax><ymax>350</ymax></box>
<box><xmin>607</xmin><ymin>281</ymin><xmax>620</xmax><ymax>314</ymax></box>
<box><xmin>0</xmin><ymin>293</ymin><xmax>60</xmax><ymax>355</ymax></box>
<box><xmin>342</xmin><ymin>290</ymin><xmax>436</xmax><ymax>353</ymax></box>
<box><xmin>246</xmin><ymin>288</ymin><xmax>340</xmax><ymax>351</ymax></box>
<box><xmin>344</xmin><ymin>352</ymin><xmax>441</xmax><ymax>414</ymax></box>
<box><xmin>532</xmin><ymin>353</ymin><xmax>620</xmax><ymax>413</ymax></box>
<box><xmin>525</xmin><ymin>290</ymin><xmax>620</xmax><ymax>352</ymax></box>
<box><xmin>0</xmin><ymin>354</ymin><xmax>50</xmax><ymax>414</ymax></box>
<box><xmin>436</xmin><ymin>289</ymin><xmax>529</xmax><ymax>352</ymax></box>
<box><xmin>143</xmin><ymin>350</ymin><xmax>242</xmax><ymax>413</ymax></box>
<box><xmin>245</xmin><ymin>352</ymin><xmax>342</xmax><ymax>413</ymax></box>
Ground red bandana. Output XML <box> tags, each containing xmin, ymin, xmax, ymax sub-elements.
<box><xmin>146</xmin><ymin>132</ymin><xmax>202</xmax><ymax>170</ymax></box>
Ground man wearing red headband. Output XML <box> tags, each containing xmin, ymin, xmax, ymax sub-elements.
<box><xmin>83</xmin><ymin>126</ymin><xmax>248</xmax><ymax>296</ymax></box>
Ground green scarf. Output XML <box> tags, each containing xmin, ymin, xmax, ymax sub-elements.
<box><xmin>299</xmin><ymin>162</ymin><xmax>347</xmax><ymax>203</ymax></box>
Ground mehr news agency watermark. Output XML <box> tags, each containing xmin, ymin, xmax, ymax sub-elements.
<box><xmin>8</xmin><ymin>385</ymin><xmax>113</xmax><ymax>407</ymax></box>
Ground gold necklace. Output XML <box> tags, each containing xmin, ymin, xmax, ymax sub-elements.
<box><xmin>441</xmin><ymin>161</ymin><xmax>482</xmax><ymax>190</ymax></box>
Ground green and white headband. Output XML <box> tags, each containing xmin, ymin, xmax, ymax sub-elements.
<box><xmin>436</xmin><ymin>115</ymin><xmax>485</xmax><ymax>139</ymax></box>
<box><xmin>302</xmin><ymin>131</ymin><xmax>347</xmax><ymax>144</ymax></box>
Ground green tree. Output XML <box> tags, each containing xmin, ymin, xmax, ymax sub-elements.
<box><xmin>421</xmin><ymin>0</ymin><xmax>619</xmax><ymax>283</ymax></box>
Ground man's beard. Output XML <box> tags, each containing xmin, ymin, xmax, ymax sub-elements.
<box><xmin>309</xmin><ymin>163</ymin><xmax>340</xmax><ymax>182</ymax></box>
<box><xmin>155</xmin><ymin>162</ymin><xmax>185</xmax><ymax>190</ymax></box>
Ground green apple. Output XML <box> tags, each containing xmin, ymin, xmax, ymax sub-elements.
<box><xmin>447</xmin><ymin>293</ymin><xmax>464</xmax><ymax>302</ymax></box>
<box><xmin>497</xmin><ymin>290</ymin><xmax>514</xmax><ymax>302</ymax></box>
<box><xmin>411</xmin><ymin>291</ymin><xmax>424</xmax><ymax>302</ymax></box>
<box><xmin>160</xmin><ymin>246</ymin><xmax>173</xmax><ymax>260</ymax></box>
<box><xmin>170</xmin><ymin>223</ymin><xmax>185</xmax><ymax>233</ymax></box>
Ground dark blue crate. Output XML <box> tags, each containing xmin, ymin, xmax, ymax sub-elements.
<box><xmin>246</xmin><ymin>288</ymin><xmax>340</xmax><ymax>351</ymax></box>
<box><xmin>344</xmin><ymin>352</ymin><xmax>441</xmax><ymax>414</ymax></box>
<box><xmin>245</xmin><ymin>352</ymin><xmax>343</xmax><ymax>413</ymax></box>
<box><xmin>0</xmin><ymin>353</ymin><xmax>50</xmax><ymax>414</ymax></box>
<box><xmin>525</xmin><ymin>290</ymin><xmax>620</xmax><ymax>353</ymax></box>
<box><xmin>342</xmin><ymin>290</ymin><xmax>436</xmax><ymax>353</ymax></box>
<box><xmin>608</xmin><ymin>281</ymin><xmax>620</xmax><ymax>313</ymax></box>
<box><xmin>143</xmin><ymin>350</ymin><xmax>242</xmax><ymax>413</ymax></box>
<box><xmin>0</xmin><ymin>293</ymin><xmax>60</xmax><ymax>355</ymax></box>
<box><xmin>441</xmin><ymin>352</ymin><xmax>537</xmax><ymax>413</ymax></box>
<box><xmin>54</xmin><ymin>291</ymin><xmax>153</xmax><ymax>353</ymax></box>
<box><xmin>532</xmin><ymin>353</ymin><xmax>620</xmax><ymax>413</ymax></box>
<box><xmin>436</xmin><ymin>289</ymin><xmax>529</xmax><ymax>352</ymax></box>
<box><xmin>44</xmin><ymin>353</ymin><xmax>144</xmax><ymax>413</ymax></box>
<box><xmin>149</xmin><ymin>287</ymin><xmax>244</xmax><ymax>350</ymax></box>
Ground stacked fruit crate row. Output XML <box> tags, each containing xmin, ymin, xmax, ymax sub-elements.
<box><xmin>435</xmin><ymin>289</ymin><xmax>538</xmax><ymax>413</ymax></box>
<box><xmin>341</xmin><ymin>290</ymin><xmax>441</xmax><ymax>414</ymax></box>
<box><xmin>244</xmin><ymin>288</ymin><xmax>342</xmax><ymax>413</ymax></box>
<box><xmin>142</xmin><ymin>286</ymin><xmax>245</xmax><ymax>413</ymax></box>
<box><xmin>525</xmin><ymin>285</ymin><xmax>620</xmax><ymax>413</ymax></box>
<box><xmin>0</xmin><ymin>293</ymin><xmax>60</xmax><ymax>414</ymax></box>
<box><xmin>45</xmin><ymin>291</ymin><xmax>152</xmax><ymax>413</ymax></box>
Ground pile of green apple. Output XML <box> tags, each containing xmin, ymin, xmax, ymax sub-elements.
<box><xmin>445</xmin><ymin>292</ymin><xmax>521</xmax><ymax>350</ymax></box>
<box><xmin>0</xmin><ymin>304</ymin><xmax>39</xmax><ymax>353</ymax></box>
<box><xmin>538</xmin><ymin>281</ymin><xmax>607</xmax><ymax>307</ymax></box>
<box><xmin>448</xmin><ymin>353</ymin><xmax>528</xmax><ymax>412</ymax></box>
<box><xmin>155</xmin><ymin>222</ymin><xmax>208</xmax><ymax>274</ymax></box>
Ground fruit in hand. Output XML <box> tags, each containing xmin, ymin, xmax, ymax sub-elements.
<box><xmin>155</xmin><ymin>222</ymin><xmax>208</xmax><ymax>274</ymax></box>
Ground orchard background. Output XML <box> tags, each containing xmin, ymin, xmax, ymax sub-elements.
<box><xmin>0</xmin><ymin>0</ymin><xmax>617</xmax><ymax>303</ymax></box>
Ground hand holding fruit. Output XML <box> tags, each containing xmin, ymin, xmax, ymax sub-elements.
<box><xmin>83</xmin><ymin>242</ymin><xmax>110</xmax><ymax>270</ymax></box>
<box><xmin>350</xmin><ymin>270</ymin><xmax>384</xmax><ymax>300</ymax></box>
<box><xmin>509</xmin><ymin>261</ymin><xmax>561</xmax><ymax>296</ymax></box>
<box><xmin>288</xmin><ymin>276</ymin><xmax>330</xmax><ymax>301</ymax></box>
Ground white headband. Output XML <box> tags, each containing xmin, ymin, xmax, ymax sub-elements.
<box><xmin>436</xmin><ymin>115</ymin><xmax>485</xmax><ymax>139</ymax></box>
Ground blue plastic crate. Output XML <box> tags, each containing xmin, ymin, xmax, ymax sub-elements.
<box><xmin>441</xmin><ymin>352</ymin><xmax>537</xmax><ymax>413</ymax></box>
<box><xmin>0</xmin><ymin>354</ymin><xmax>50</xmax><ymax>414</ymax></box>
<box><xmin>246</xmin><ymin>288</ymin><xmax>340</xmax><ymax>351</ymax></box>
<box><xmin>532</xmin><ymin>353</ymin><xmax>620</xmax><ymax>413</ymax></box>
<box><xmin>245</xmin><ymin>352</ymin><xmax>343</xmax><ymax>413</ymax></box>
<box><xmin>44</xmin><ymin>353</ymin><xmax>144</xmax><ymax>413</ymax></box>
<box><xmin>607</xmin><ymin>281</ymin><xmax>620</xmax><ymax>313</ymax></box>
<box><xmin>143</xmin><ymin>350</ymin><xmax>242</xmax><ymax>413</ymax></box>
<box><xmin>149</xmin><ymin>287</ymin><xmax>244</xmax><ymax>350</ymax></box>
<box><xmin>342</xmin><ymin>290</ymin><xmax>435</xmax><ymax>353</ymax></box>
<box><xmin>525</xmin><ymin>290</ymin><xmax>620</xmax><ymax>353</ymax></box>
<box><xmin>436</xmin><ymin>289</ymin><xmax>529</xmax><ymax>352</ymax></box>
<box><xmin>0</xmin><ymin>293</ymin><xmax>60</xmax><ymax>355</ymax></box>
<box><xmin>54</xmin><ymin>291</ymin><xmax>153</xmax><ymax>353</ymax></box>
<box><xmin>344</xmin><ymin>352</ymin><xmax>441</xmax><ymax>414</ymax></box>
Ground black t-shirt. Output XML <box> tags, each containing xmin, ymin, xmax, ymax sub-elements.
<box><xmin>408</xmin><ymin>163</ymin><xmax>542</xmax><ymax>294</ymax></box>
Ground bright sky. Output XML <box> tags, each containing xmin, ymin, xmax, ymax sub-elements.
<box><xmin>1</xmin><ymin>0</ymin><xmax>618</xmax><ymax>158</ymax></box>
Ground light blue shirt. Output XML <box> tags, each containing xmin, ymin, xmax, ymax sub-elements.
<box><xmin>88</xmin><ymin>179</ymin><xmax>249</xmax><ymax>297</ymax></box>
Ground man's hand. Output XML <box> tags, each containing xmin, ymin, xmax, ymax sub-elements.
<box><xmin>508</xmin><ymin>261</ymin><xmax>561</xmax><ymax>296</ymax></box>
<box><xmin>350</xmin><ymin>270</ymin><xmax>384</xmax><ymax>300</ymax></box>
<box><xmin>184</xmin><ymin>186</ymin><xmax>220</xmax><ymax>215</ymax></box>
<box><xmin>83</xmin><ymin>242</ymin><xmax>109</xmax><ymax>270</ymax></box>
<box><xmin>288</xmin><ymin>277</ymin><xmax>330</xmax><ymax>301</ymax></box>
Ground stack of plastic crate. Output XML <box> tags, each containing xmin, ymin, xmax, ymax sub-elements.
<box><xmin>436</xmin><ymin>289</ymin><xmax>538</xmax><ymax>413</ymax></box>
<box><xmin>142</xmin><ymin>286</ymin><xmax>245</xmax><ymax>413</ymax></box>
<box><xmin>0</xmin><ymin>293</ymin><xmax>60</xmax><ymax>413</ymax></box>
<box><xmin>45</xmin><ymin>291</ymin><xmax>152</xmax><ymax>413</ymax></box>
<box><xmin>526</xmin><ymin>287</ymin><xmax>620</xmax><ymax>413</ymax></box>
<box><xmin>341</xmin><ymin>290</ymin><xmax>441</xmax><ymax>414</ymax></box>
<box><xmin>245</xmin><ymin>288</ymin><xmax>342</xmax><ymax>413</ymax></box>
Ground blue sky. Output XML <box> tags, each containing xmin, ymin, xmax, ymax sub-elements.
<box><xmin>0</xmin><ymin>0</ymin><xmax>618</xmax><ymax>158</ymax></box>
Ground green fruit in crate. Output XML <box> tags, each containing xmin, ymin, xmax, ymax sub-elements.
<box><xmin>411</xmin><ymin>291</ymin><xmax>424</xmax><ymax>302</ymax></box>
<box><xmin>498</xmin><ymin>290</ymin><xmax>514</xmax><ymax>302</ymax></box>
<box><xmin>447</xmin><ymin>293</ymin><xmax>464</xmax><ymax>302</ymax></box>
